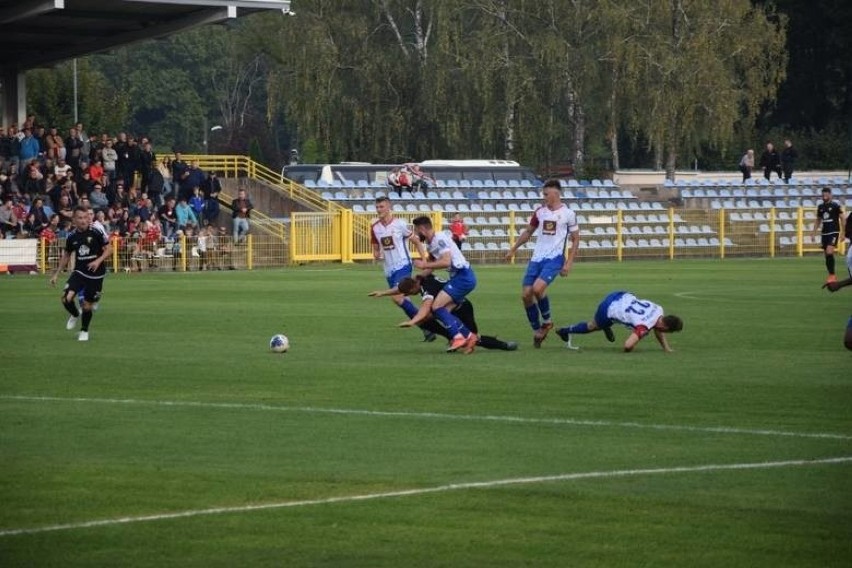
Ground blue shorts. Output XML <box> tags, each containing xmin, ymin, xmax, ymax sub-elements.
<box><xmin>443</xmin><ymin>266</ymin><xmax>477</xmax><ymax>305</ymax></box>
<box><xmin>594</xmin><ymin>291</ymin><xmax>627</xmax><ymax>328</ymax></box>
<box><xmin>847</xmin><ymin>316</ymin><xmax>852</xmax><ymax>331</ymax></box>
<box><xmin>522</xmin><ymin>255</ymin><xmax>565</xmax><ymax>287</ymax></box>
<box><xmin>386</xmin><ymin>265</ymin><xmax>413</xmax><ymax>289</ymax></box>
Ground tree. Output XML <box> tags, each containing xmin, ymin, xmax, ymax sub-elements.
<box><xmin>620</xmin><ymin>0</ymin><xmax>787</xmax><ymax>178</ymax></box>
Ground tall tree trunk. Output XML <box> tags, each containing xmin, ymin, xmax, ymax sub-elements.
<box><xmin>499</xmin><ymin>0</ymin><xmax>514</xmax><ymax>159</ymax></box>
<box><xmin>573</xmin><ymin>95</ymin><xmax>585</xmax><ymax>174</ymax></box>
<box><xmin>608</xmin><ymin>72</ymin><xmax>619</xmax><ymax>171</ymax></box>
<box><xmin>665</xmin><ymin>120</ymin><xmax>677</xmax><ymax>180</ymax></box>
<box><xmin>654</xmin><ymin>138</ymin><xmax>663</xmax><ymax>171</ymax></box>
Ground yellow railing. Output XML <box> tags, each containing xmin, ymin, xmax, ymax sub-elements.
<box><xmin>182</xmin><ymin>154</ymin><xmax>343</xmax><ymax>213</ymax></box>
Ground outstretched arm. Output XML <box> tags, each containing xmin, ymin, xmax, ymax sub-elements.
<box><xmin>368</xmin><ymin>286</ymin><xmax>400</xmax><ymax>298</ymax></box>
<box><xmin>399</xmin><ymin>298</ymin><xmax>434</xmax><ymax>327</ymax></box>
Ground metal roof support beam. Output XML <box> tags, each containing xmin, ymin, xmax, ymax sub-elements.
<box><xmin>17</xmin><ymin>7</ymin><xmax>233</xmax><ymax>69</ymax></box>
<box><xmin>0</xmin><ymin>0</ymin><xmax>64</xmax><ymax>25</ymax></box>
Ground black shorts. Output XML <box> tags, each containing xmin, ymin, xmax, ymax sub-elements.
<box><xmin>453</xmin><ymin>300</ymin><xmax>478</xmax><ymax>334</ymax></box>
<box><xmin>821</xmin><ymin>234</ymin><xmax>839</xmax><ymax>250</ymax></box>
<box><xmin>64</xmin><ymin>272</ymin><xmax>104</xmax><ymax>303</ymax></box>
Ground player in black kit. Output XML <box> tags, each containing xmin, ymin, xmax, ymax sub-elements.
<box><xmin>814</xmin><ymin>187</ymin><xmax>843</xmax><ymax>283</ymax></box>
<box><xmin>370</xmin><ymin>274</ymin><xmax>519</xmax><ymax>353</ymax></box>
<box><xmin>50</xmin><ymin>206</ymin><xmax>112</xmax><ymax>341</ymax></box>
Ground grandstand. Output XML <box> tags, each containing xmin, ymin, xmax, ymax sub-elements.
<box><xmin>12</xmin><ymin>154</ymin><xmax>849</xmax><ymax>273</ymax></box>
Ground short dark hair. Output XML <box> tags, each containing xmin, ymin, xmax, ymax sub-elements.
<box><xmin>375</xmin><ymin>195</ymin><xmax>391</xmax><ymax>205</ymax></box>
<box><xmin>73</xmin><ymin>205</ymin><xmax>90</xmax><ymax>214</ymax></box>
<box><xmin>397</xmin><ymin>276</ymin><xmax>420</xmax><ymax>295</ymax></box>
<box><xmin>543</xmin><ymin>178</ymin><xmax>562</xmax><ymax>191</ymax></box>
<box><xmin>662</xmin><ymin>315</ymin><xmax>683</xmax><ymax>332</ymax></box>
<box><xmin>821</xmin><ymin>187</ymin><xmax>832</xmax><ymax>194</ymax></box>
<box><xmin>412</xmin><ymin>215</ymin><xmax>432</xmax><ymax>229</ymax></box>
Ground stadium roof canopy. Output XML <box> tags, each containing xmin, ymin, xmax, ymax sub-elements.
<box><xmin>0</xmin><ymin>0</ymin><xmax>292</xmax><ymax>71</ymax></box>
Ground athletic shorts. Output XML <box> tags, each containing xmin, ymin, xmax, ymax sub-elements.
<box><xmin>443</xmin><ymin>266</ymin><xmax>477</xmax><ymax>305</ymax></box>
<box><xmin>821</xmin><ymin>233</ymin><xmax>839</xmax><ymax>249</ymax></box>
<box><xmin>522</xmin><ymin>255</ymin><xmax>565</xmax><ymax>287</ymax></box>
<box><xmin>593</xmin><ymin>291</ymin><xmax>627</xmax><ymax>328</ymax></box>
<box><xmin>65</xmin><ymin>272</ymin><xmax>103</xmax><ymax>304</ymax></box>
<box><xmin>452</xmin><ymin>300</ymin><xmax>477</xmax><ymax>334</ymax></box>
<box><xmin>386</xmin><ymin>264</ymin><xmax>413</xmax><ymax>289</ymax></box>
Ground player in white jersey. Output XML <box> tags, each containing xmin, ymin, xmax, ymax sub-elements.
<box><xmin>504</xmin><ymin>179</ymin><xmax>580</xmax><ymax>348</ymax></box>
<box><xmin>409</xmin><ymin>215</ymin><xmax>478</xmax><ymax>353</ymax></box>
<box><xmin>556</xmin><ymin>291</ymin><xmax>683</xmax><ymax>353</ymax></box>
<box><xmin>370</xmin><ymin>196</ymin><xmax>434</xmax><ymax>341</ymax></box>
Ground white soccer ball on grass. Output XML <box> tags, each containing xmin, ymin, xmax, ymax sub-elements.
<box><xmin>270</xmin><ymin>334</ymin><xmax>290</xmax><ymax>353</ymax></box>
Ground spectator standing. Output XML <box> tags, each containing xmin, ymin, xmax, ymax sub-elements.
<box><xmin>123</xmin><ymin>137</ymin><xmax>140</xmax><ymax>188</ymax></box>
<box><xmin>780</xmin><ymin>139</ymin><xmax>798</xmax><ymax>183</ymax></box>
<box><xmin>45</xmin><ymin>127</ymin><xmax>64</xmax><ymax>161</ymax></box>
<box><xmin>449</xmin><ymin>213</ymin><xmax>468</xmax><ymax>249</ymax></box>
<box><xmin>202</xmin><ymin>172</ymin><xmax>221</xmax><ymax>225</ymax></box>
<box><xmin>65</xmin><ymin>127</ymin><xmax>84</xmax><ymax>176</ymax></box>
<box><xmin>114</xmin><ymin>133</ymin><xmax>129</xmax><ymax>188</ymax></box>
<box><xmin>179</xmin><ymin>161</ymin><xmax>205</xmax><ymax>202</ymax></box>
<box><xmin>738</xmin><ymin>149</ymin><xmax>754</xmax><ymax>182</ymax></box>
<box><xmin>171</xmin><ymin>152</ymin><xmax>188</xmax><ymax>197</ymax></box>
<box><xmin>139</xmin><ymin>139</ymin><xmax>155</xmax><ymax>192</ymax></box>
<box><xmin>189</xmin><ymin>186</ymin><xmax>205</xmax><ymax>224</ymax></box>
<box><xmin>759</xmin><ymin>141</ymin><xmax>781</xmax><ymax>181</ymax></box>
<box><xmin>101</xmin><ymin>139</ymin><xmax>118</xmax><ymax>185</ymax></box>
<box><xmin>230</xmin><ymin>188</ymin><xmax>252</xmax><ymax>243</ymax></box>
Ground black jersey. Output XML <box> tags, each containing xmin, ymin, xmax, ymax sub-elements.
<box><xmin>817</xmin><ymin>200</ymin><xmax>842</xmax><ymax>235</ymax></box>
<box><xmin>418</xmin><ymin>274</ymin><xmax>447</xmax><ymax>299</ymax></box>
<box><xmin>65</xmin><ymin>227</ymin><xmax>110</xmax><ymax>278</ymax></box>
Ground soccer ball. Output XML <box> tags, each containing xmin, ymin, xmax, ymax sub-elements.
<box><xmin>270</xmin><ymin>334</ymin><xmax>289</xmax><ymax>353</ymax></box>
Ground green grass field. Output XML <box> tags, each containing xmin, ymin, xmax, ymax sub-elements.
<box><xmin>1</xmin><ymin>258</ymin><xmax>850</xmax><ymax>567</ymax></box>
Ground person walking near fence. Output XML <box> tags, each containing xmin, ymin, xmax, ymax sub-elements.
<box><xmin>739</xmin><ymin>149</ymin><xmax>754</xmax><ymax>182</ymax></box>
<box><xmin>780</xmin><ymin>138</ymin><xmax>798</xmax><ymax>183</ymax></box>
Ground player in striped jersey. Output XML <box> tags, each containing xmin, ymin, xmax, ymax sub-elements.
<box><xmin>556</xmin><ymin>291</ymin><xmax>683</xmax><ymax>353</ymax></box>
<box><xmin>504</xmin><ymin>179</ymin><xmax>580</xmax><ymax>348</ymax></box>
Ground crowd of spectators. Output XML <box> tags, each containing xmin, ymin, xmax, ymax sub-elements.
<box><xmin>0</xmin><ymin>114</ymin><xmax>243</xmax><ymax>269</ymax></box>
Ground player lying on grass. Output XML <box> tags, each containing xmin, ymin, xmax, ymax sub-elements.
<box><xmin>556</xmin><ymin>291</ymin><xmax>683</xmax><ymax>353</ymax></box>
<box><xmin>369</xmin><ymin>274</ymin><xmax>519</xmax><ymax>353</ymax></box>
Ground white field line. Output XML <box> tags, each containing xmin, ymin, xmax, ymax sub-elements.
<box><xmin>2</xmin><ymin>456</ymin><xmax>851</xmax><ymax>537</ymax></box>
<box><xmin>3</xmin><ymin>395</ymin><xmax>851</xmax><ymax>441</ymax></box>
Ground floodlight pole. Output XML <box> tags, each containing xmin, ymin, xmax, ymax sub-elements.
<box><xmin>72</xmin><ymin>58</ymin><xmax>78</xmax><ymax>123</ymax></box>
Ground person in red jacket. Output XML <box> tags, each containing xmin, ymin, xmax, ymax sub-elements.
<box><xmin>449</xmin><ymin>213</ymin><xmax>467</xmax><ymax>249</ymax></box>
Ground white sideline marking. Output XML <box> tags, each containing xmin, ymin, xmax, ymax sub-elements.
<box><xmin>3</xmin><ymin>395</ymin><xmax>851</xmax><ymax>441</ymax></box>
<box><xmin>2</xmin><ymin>456</ymin><xmax>850</xmax><ymax>537</ymax></box>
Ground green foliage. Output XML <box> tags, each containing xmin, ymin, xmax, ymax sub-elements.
<box><xmin>23</xmin><ymin>1</ymin><xmax>850</xmax><ymax>174</ymax></box>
